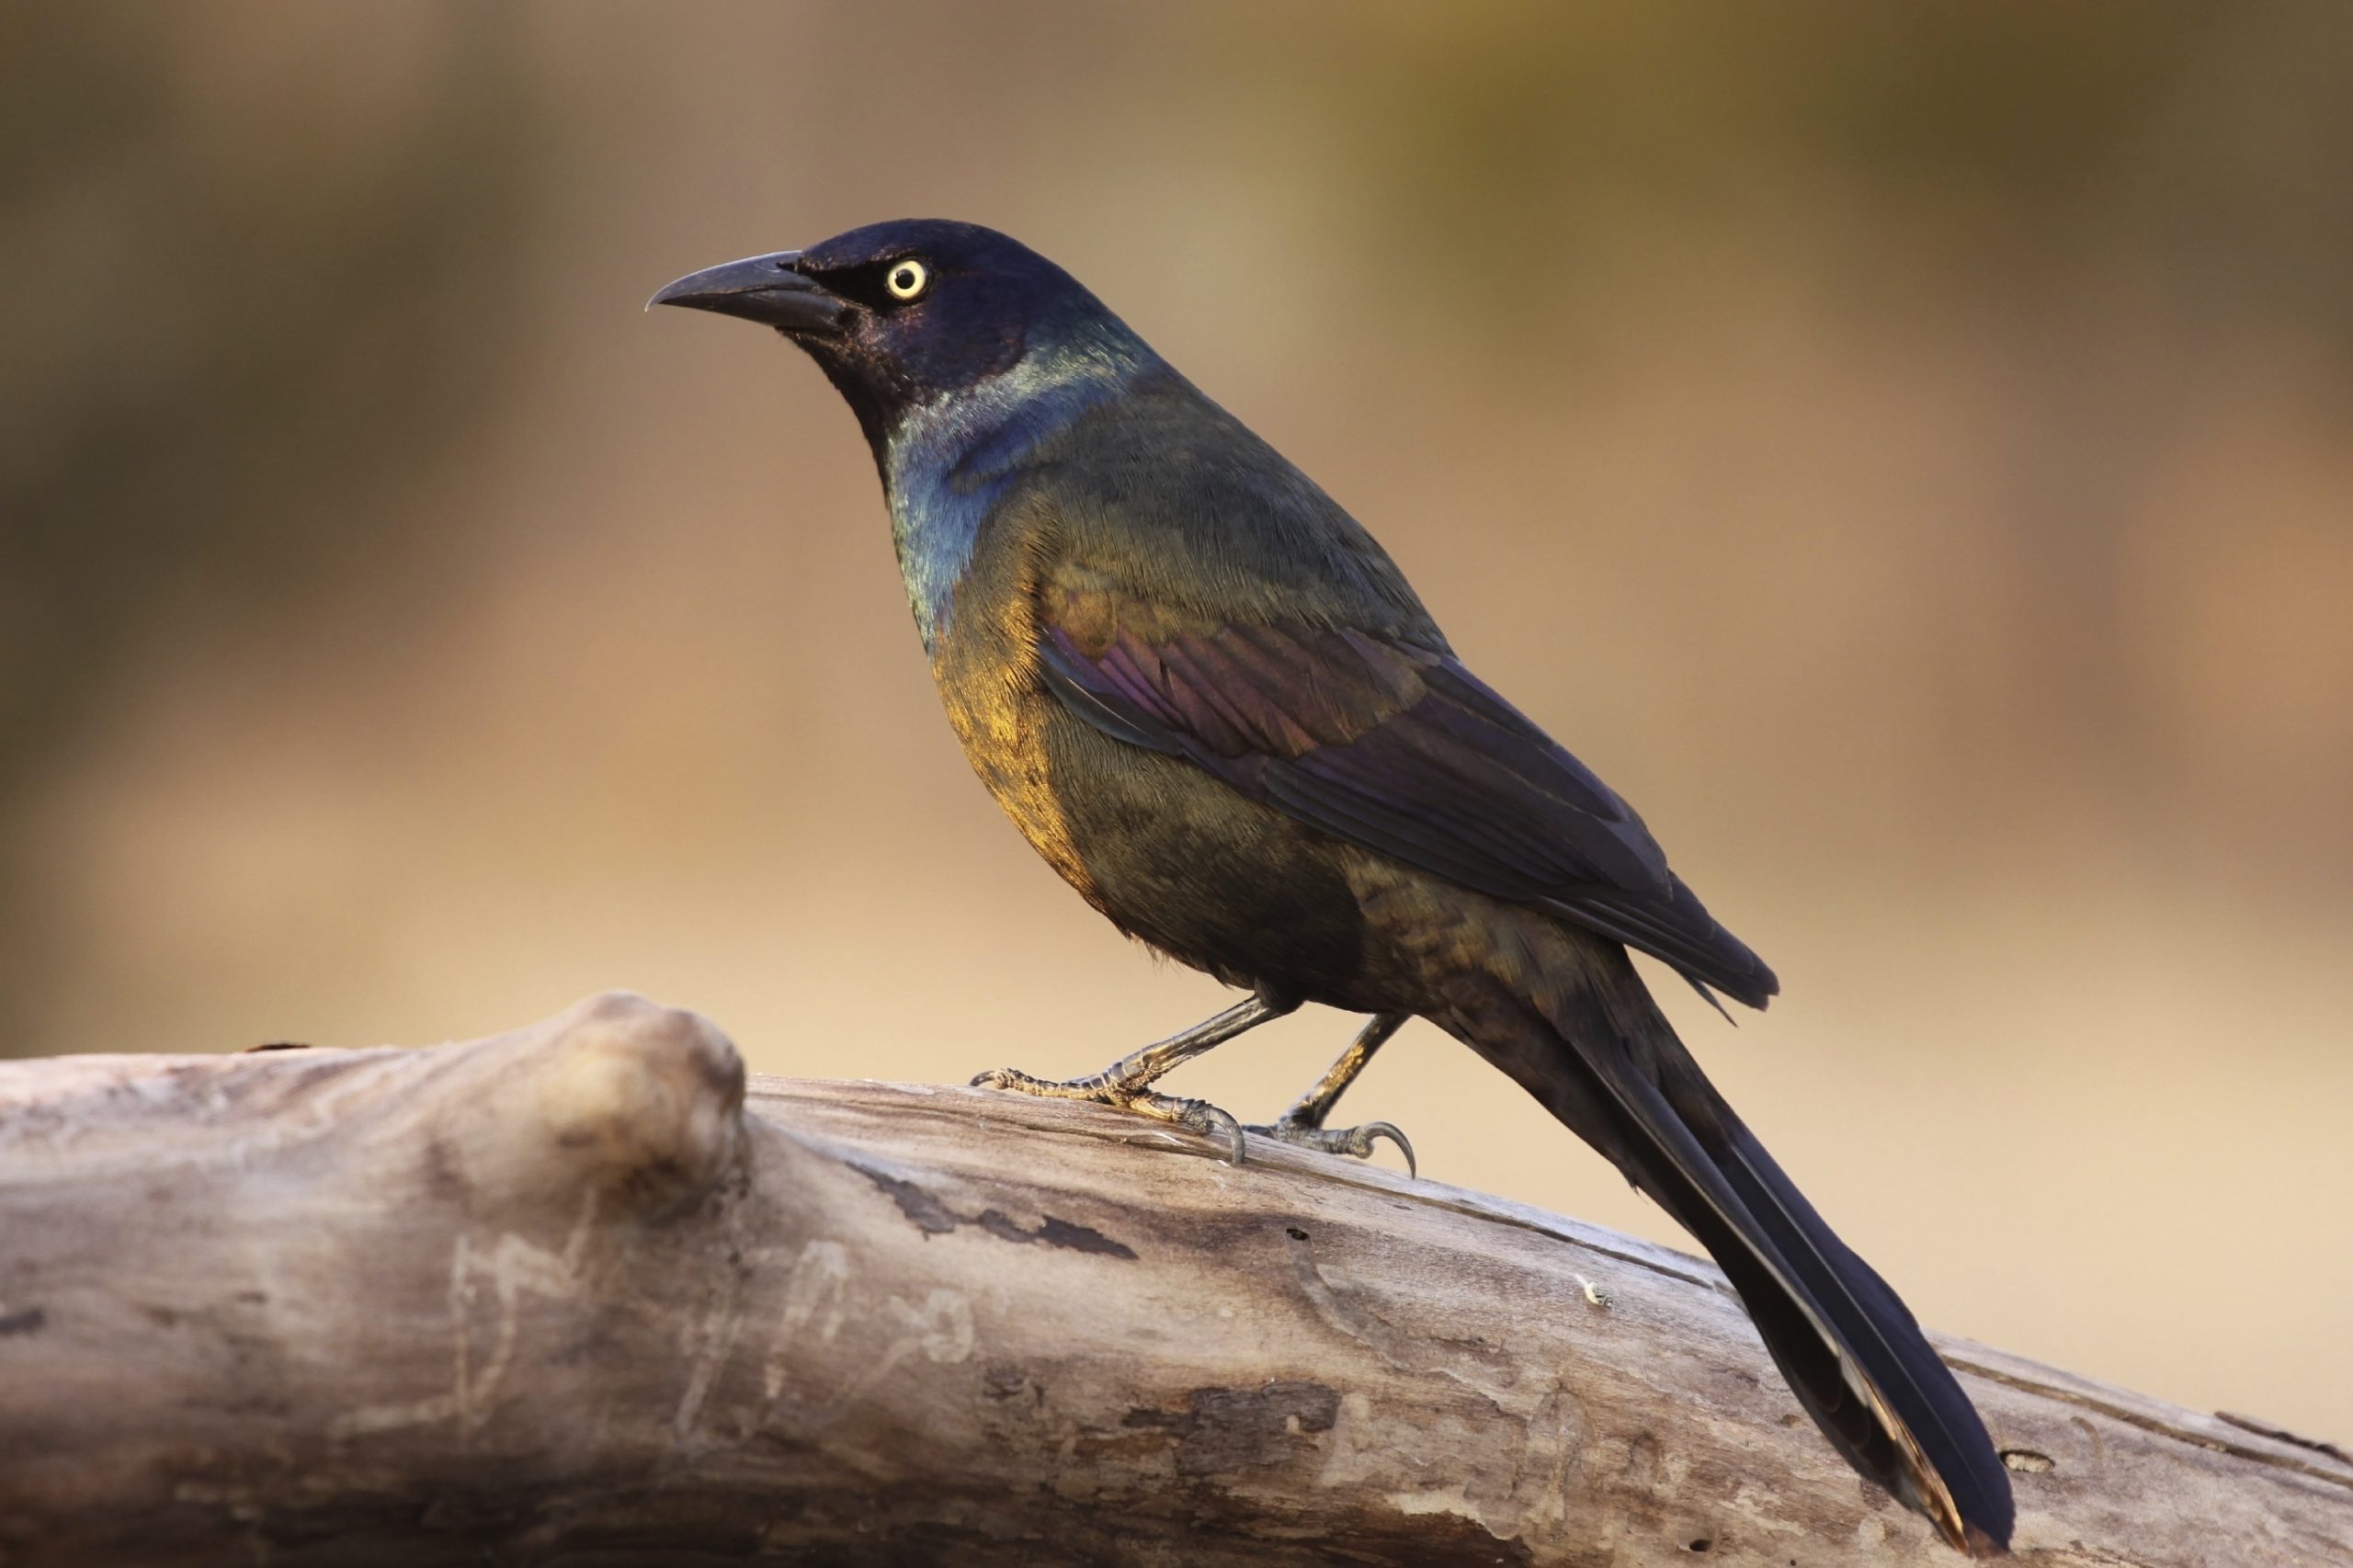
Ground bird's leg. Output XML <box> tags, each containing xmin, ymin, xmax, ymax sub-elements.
<box><xmin>970</xmin><ymin>993</ymin><xmax>1293</xmax><ymax>1164</ymax></box>
<box><xmin>1245</xmin><ymin>1012</ymin><xmax>1416</xmax><ymax>1176</ymax></box>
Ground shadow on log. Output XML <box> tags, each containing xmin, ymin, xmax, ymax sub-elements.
<box><xmin>0</xmin><ymin>994</ymin><xmax>2347</xmax><ymax>1565</ymax></box>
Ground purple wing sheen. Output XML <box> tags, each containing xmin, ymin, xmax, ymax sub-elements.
<box><xmin>1039</xmin><ymin>618</ymin><xmax>1779</xmax><ymax>1007</ymax></box>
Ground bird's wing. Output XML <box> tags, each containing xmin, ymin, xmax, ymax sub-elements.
<box><xmin>1035</xmin><ymin>599</ymin><xmax>1779</xmax><ymax>1007</ymax></box>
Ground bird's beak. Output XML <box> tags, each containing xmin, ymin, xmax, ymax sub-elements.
<box><xmin>647</xmin><ymin>250</ymin><xmax>847</xmax><ymax>336</ymax></box>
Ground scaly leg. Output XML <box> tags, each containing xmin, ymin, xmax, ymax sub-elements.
<box><xmin>1245</xmin><ymin>1012</ymin><xmax>1416</xmax><ymax>1176</ymax></box>
<box><xmin>970</xmin><ymin>993</ymin><xmax>1293</xmax><ymax>1164</ymax></box>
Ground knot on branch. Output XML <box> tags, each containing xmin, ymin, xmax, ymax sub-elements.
<box><xmin>432</xmin><ymin>991</ymin><xmax>745</xmax><ymax>1216</ymax></box>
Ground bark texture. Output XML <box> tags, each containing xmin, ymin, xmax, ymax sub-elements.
<box><xmin>0</xmin><ymin>994</ymin><xmax>2344</xmax><ymax>1566</ymax></box>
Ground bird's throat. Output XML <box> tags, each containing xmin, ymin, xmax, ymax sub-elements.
<box><xmin>881</xmin><ymin>333</ymin><xmax>1151</xmax><ymax>655</ymax></box>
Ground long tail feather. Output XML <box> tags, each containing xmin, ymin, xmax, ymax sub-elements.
<box><xmin>1451</xmin><ymin>953</ymin><xmax>2014</xmax><ymax>1554</ymax></box>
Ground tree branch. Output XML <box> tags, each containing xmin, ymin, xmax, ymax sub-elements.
<box><xmin>0</xmin><ymin>994</ymin><xmax>2344</xmax><ymax>1565</ymax></box>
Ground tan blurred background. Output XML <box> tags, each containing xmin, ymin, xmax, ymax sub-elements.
<box><xmin>5</xmin><ymin>2</ymin><xmax>2349</xmax><ymax>1445</ymax></box>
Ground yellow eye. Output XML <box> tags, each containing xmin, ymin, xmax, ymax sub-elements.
<box><xmin>885</xmin><ymin>259</ymin><xmax>929</xmax><ymax>301</ymax></box>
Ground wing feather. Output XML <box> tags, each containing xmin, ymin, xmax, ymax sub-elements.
<box><xmin>1039</xmin><ymin>613</ymin><xmax>1779</xmax><ymax>1007</ymax></box>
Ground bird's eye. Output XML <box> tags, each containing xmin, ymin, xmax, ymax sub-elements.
<box><xmin>885</xmin><ymin>259</ymin><xmax>929</xmax><ymax>301</ymax></box>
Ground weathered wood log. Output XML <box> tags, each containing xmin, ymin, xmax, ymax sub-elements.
<box><xmin>0</xmin><ymin>994</ymin><xmax>2345</xmax><ymax>1566</ymax></box>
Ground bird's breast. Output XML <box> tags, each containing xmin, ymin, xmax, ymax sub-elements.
<box><xmin>926</xmin><ymin>535</ymin><xmax>1100</xmax><ymax>906</ymax></box>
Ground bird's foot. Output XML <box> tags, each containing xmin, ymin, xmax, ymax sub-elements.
<box><xmin>1243</xmin><ymin>1112</ymin><xmax>1416</xmax><ymax>1178</ymax></box>
<box><xmin>970</xmin><ymin>1064</ymin><xmax>1246</xmax><ymax>1165</ymax></box>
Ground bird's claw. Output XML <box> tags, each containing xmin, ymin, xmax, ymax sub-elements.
<box><xmin>969</xmin><ymin>1065</ymin><xmax>1050</xmax><ymax>1093</ymax></box>
<box><xmin>968</xmin><ymin>1065</ymin><xmax>1247</xmax><ymax>1165</ymax></box>
<box><xmin>1245</xmin><ymin>1116</ymin><xmax>1416</xmax><ymax>1179</ymax></box>
<box><xmin>1142</xmin><ymin>1091</ymin><xmax>1245</xmax><ymax>1165</ymax></box>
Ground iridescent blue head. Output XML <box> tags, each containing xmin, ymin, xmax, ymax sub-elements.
<box><xmin>651</xmin><ymin>219</ymin><xmax>1147</xmax><ymax>455</ymax></box>
<box><xmin>654</xmin><ymin>221</ymin><xmax>1161</xmax><ymax>651</ymax></box>
<box><xmin>658</xmin><ymin>220</ymin><xmax>1153</xmax><ymax>644</ymax></box>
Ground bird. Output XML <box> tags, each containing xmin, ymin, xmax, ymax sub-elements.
<box><xmin>652</xmin><ymin>219</ymin><xmax>2014</xmax><ymax>1555</ymax></box>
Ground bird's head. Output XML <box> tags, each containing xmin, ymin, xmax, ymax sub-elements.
<box><xmin>651</xmin><ymin>219</ymin><xmax>1139</xmax><ymax>449</ymax></box>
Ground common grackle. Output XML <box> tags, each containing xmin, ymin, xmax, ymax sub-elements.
<box><xmin>653</xmin><ymin>221</ymin><xmax>2013</xmax><ymax>1554</ymax></box>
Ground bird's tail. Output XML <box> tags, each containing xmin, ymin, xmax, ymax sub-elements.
<box><xmin>1445</xmin><ymin>944</ymin><xmax>2014</xmax><ymax>1556</ymax></box>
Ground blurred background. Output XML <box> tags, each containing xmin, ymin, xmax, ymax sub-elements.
<box><xmin>5</xmin><ymin>2</ymin><xmax>2349</xmax><ymax>1444</ymax></box>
